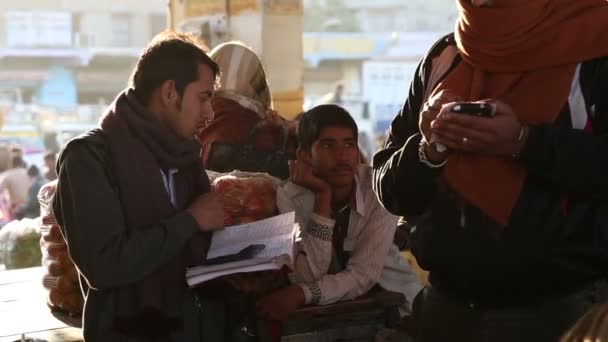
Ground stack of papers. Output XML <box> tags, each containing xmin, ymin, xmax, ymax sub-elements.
<box><xmin>186</xmin><ymin>211</ymin><xmax>298</xmax><ymax>287</ymax></box>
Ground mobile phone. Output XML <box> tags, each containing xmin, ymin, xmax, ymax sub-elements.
<box><xmin>451</xmin><ymin>103</ymin><xmax>495</xmax><ymax>117</ymax></box>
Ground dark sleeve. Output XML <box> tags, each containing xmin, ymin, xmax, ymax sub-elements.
<box><xmin>372</xmin><ymin>53</ymin><xmax>445</xmax><ymax>218</ymax></box>
<box><xmin>520</xmin><ymin>126</ymin><xmax>608</xmax><ymax>198</ymax></box>
<box><xmin>52</xmin><ymin>141</ymin><xmax>201</xmax><ymax>291</ymax></box>
<box><xmin>519</xmin><ymin>58</ymin><xmax>608</xmax><ymax>198</ymax></box>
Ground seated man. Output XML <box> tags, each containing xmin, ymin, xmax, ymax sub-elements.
<box><xmin>257</xmin><ymin>104</ymin><xmax>422</xmax><ymax>320</ymax></box>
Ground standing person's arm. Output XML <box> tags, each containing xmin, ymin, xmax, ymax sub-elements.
<box><xmin>372</xmin><ymin>63</ymin><xmax>443</xmax><ymax>218</ymax></box>
<box><xmin>53</xmin><ymin>141</ymin><xmax>222</xmax><ymax>290</ymax></box>
<box><xmin>515</xmin><ymin>59</ymin><xmax>608</xmax><ymax>197</ymax></box>
<box><xmin>429</xmin><ymin>58</ymin><xmax>608</xmax><ymax>199</ymax></box>
<box><xmin>373</xmin><ymin>36</ymin><xmax>461</xmax><ymax>219</ymax></box>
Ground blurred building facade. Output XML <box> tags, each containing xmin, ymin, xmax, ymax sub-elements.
<box><xmin>303</xmin><ymin>0</ymin><xmax>457</xmax><ymax>33</ymax></box>
<box><xmin>0</xmin><ymin>0</ymin><xmax>457</xmax><ymax>144</ymax></box>
<box><xmin>301</xmin><ymin>0</ymin><xmax>456</xmax><ymax>137</ymax></box>
<box><xmin>0</xmin><ymin>0</ymin><xmax>167</xmax><ymax>110</ymax></box>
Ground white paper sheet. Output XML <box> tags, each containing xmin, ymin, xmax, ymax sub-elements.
<box><xmin>207</xmin><ymin>211</ymin><xmax>295</xmax><ymax>258</ymax></box>
<box><xmin>185</xmin><ymin>212</ymin><xmax>298</xmax><ymax>287</ymax></box>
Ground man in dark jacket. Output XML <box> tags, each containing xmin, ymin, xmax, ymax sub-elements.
<box><xmin>373</xmin><ymin>0</ymin><xmax>608</xmax><ymax>341</ymax></box>
<box><xmin>53</xmin><ymin>31</ymin><xmax>227</xmax><ymax>341</ymax></box>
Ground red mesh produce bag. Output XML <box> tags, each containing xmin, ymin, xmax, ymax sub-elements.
<box><xmin>38</xmin><ymin>180</ymin><xmax>84</xmax><ymax>316</ymax></box>
<box><xmin>210</xmin><ymin>171</ymin><xmax>281</xmax><ymax>225</ymax></box>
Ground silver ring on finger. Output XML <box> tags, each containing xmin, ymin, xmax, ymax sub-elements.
<box><xmin>424</xmin><ymin>104</ymin><xmax>440</xmax><ymax>112</ymax></box>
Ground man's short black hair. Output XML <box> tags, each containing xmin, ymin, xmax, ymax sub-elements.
<box><xmin>130</xmin><ymin>30</ymin><xmax>220</xmax><ymax>105</ymax></box>
<box><xmin>297</xmin><ymin>104</ymin><xmax>358</xmax><ymax>151</ymax></box>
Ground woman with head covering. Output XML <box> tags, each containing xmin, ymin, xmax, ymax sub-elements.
<box><xmin>198</xmin><ymin>42</ymin><xmax>296</xmax><ymax>179</ymax></box>
<box><xmin>197</xmin><ymin>42</ymin><xmax>297</xmax><ymax>339</ymax></box>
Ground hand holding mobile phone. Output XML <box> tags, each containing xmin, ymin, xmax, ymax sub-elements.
<box><xmin>451</xmin><ymin>103</ymin><xmax>495</xmax><ymax>117</ymax></box>
<box><xmin>433</xmin><ymin>103</ymin><xmax>495</xmax><ymax>152</ymax></box>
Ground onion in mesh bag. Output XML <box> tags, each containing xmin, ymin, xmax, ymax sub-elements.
<box><xmin>211</xmin><ymin>172</ymin><xmax>280</xmax><ymax>225</ymax></box>
<box><xmin>41</xmin><ymin>224</ymin><xmax>64</xmax><ymax>244</ymax></box>
<box><xmin>48</xmin><ymin>289</ymin><xmax>84</xmax><ymax>315</ymax></box>
<box><xmin>42</xmin><ymin>274</ymin><xmax>79</xmax><ymax>293</ymax></box>
<box><xmin>38</xmin><ymin>180</ymin><xmax>57</xmax><ymax>220</ymax></box>
<box><xmin>37</xmin><ymin>179</ymin><xmax>85</xmax><ymax>316</ymax></box>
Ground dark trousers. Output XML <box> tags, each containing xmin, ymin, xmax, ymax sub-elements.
<box><xmin>412</xmin><ymin>280</ymin><xmax>608</xmax><ymax>342</ymax></box>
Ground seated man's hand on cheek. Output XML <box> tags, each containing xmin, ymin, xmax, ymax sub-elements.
<box><xmin>430</xmin><ymin>100</ymin><xmax>525</xmax><ymax>157</ymax></box>
<box><xmin>289</xmin><ymin>153</ymin><xmax>333</xmax><ymax>218</ymax></box>
<box><xmin>288</xmin><ymin>156</ymin><xmax>331</xmax><ymax>195</ymax></box>
<box><xmin>257</xmin><ymin>284</ymin><xmax>306</xmax><ymax>321</ymax></box>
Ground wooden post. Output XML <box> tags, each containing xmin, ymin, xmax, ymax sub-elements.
<box><xmin>169</xmin><ymin>0</ymin><xmax>304</xmax><ymax>118</ymax></box>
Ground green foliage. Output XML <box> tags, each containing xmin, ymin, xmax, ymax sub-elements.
<box><xmin>7</xmin><ymin>230</ymin><xmax>42</xmax><ymax>270</ymax></box>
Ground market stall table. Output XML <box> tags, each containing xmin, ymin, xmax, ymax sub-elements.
<box><xmin>0</xmin><ymin>267</ymin><xmax>82</xmax><ymax>342</ymax></box>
